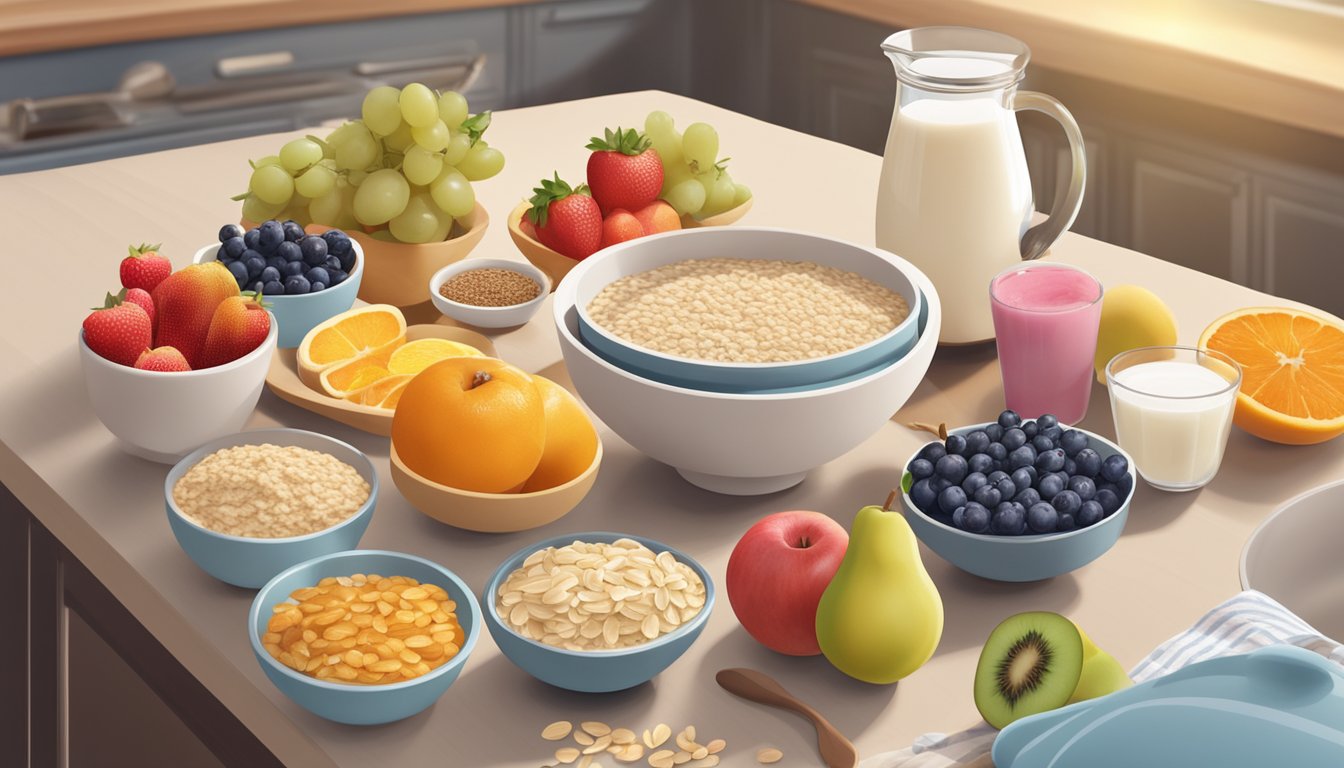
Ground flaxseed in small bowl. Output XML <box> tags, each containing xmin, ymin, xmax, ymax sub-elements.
<box><xmin>429</xmin><ymin>258</ymin><xmax>552</xmax><ymax>329</ymax></box>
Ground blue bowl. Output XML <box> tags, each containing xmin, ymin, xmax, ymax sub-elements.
<box><xmin>165</xmin><ymin>428</ymin><xmax>376</xmax><ymax>588</ymax></box>
<box><xmin>193</xmin><ymin>237</ymin><xmax>364</xmax><ymax>349</ymax></box>
<box><xmin>248</xmin><ymin>550</ymin><xmax>481</xmax><ymax>725</ymax></box>
<box><xmin>482</xmin><ymin>532</ymin><xmax>714</xmax><ymax>692</ymax></box>
<box><xmin>572</xmin><ymin>228</ymin><xmax>923</xmax><ymax>391</ymax></box>
<box><xmin>901</xmin><ymin>423</ymin><xmax>1135</xmax><ymax>582</ymax></box>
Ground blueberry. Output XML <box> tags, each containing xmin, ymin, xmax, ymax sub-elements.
<box><xmin>910</xmin><ymin>478</ymin><xmax>938</xmax><ymax>512</ymax></box>
<box><xmin>968</xmin><ymin>453</ymin><xmax>994</xmax><ymax>475</ymax></box>
<box><xmin>1067</xmin><ymin>475</ymin><xmax>1097</xmax><ymax>501</ymax></box>
<box><xmin>1075</xmin><ymin>448</ymin><xmax>1102</xmax><ymax>477</ymax></box>
<box><xmin>328</xmin><ymin>268</ymin><xmax>348</xmax><ymax>286</ymax></box>
<box><xmin>986</xmin><ymin>442</ymin><xmax>1008</xmax><ymax>462</ymax></box>
<box><xmin>987</xmin><ymin>470</ymin><xmax>1010</xmax><ymax>485</ymax></box>
<box><xmin>277</xmin><ymin>241</ymin><xmax>303</xmax><ymax>263</ymax></box>
<box><xmin>339</xmin><ymin>250</ymin><xmax>357</xmax><ymax>272</ymax></box>
<box><xmin>1059</xmin><ymin>429</ymin><xmax>1088</xmax><ymax>456</ymax></box>
<box><xmin>1116</xmin><ymin>473</ymin><xmax>1134</xmax><ymax>499</ymax></box>
<box><xmin>283</xmin><ymin>220</ymin><xmax>305</xmax><ymax>242</ymax></box>
<box><xmin>266</xmin><ymin>256</ymin><xmax>287</xmax><ymax>271</ymax></box>
<box><xmin>1057</xmin><ymin>513</ymin><xmax>1077</xmax><ymax>532</ymax></box>
<box><xmin>1011</xmin><ymin>467</ymin><xmax>1034</xmax><ymax>493</ymax></box>
<box><xmin>973</xmin><ymin>484</ymin><xmax>1001</xmax><ymax>508</ymax></box>
<box><xmin>249</xmin><ymin>281</ymin><xmax>264</xmax><ymax>294</ymax></box>
<box><xmin>930</xmin><ymin>476</ymin><xmax>952</xmax><ymax>493</ymax></box>
<box><xmin>324</xmin><ymin>255</ymin><xmax>342</xmax><ymax>272</ymax></box>
<box><xmin>965</xmin><ymin>430</ymin><xmax>991</xmax><ymax>456</ymax></box>
<box><xmin>1095</xmin><ymin>488</ymin><xmax>1121</xmax><ymax>515</ymax></box>
<box><xmin>994</xmin><ymin>477</ymin><xmax>1017</xmax><ymax>501</ymax></box>
<box><xmin>1052</xmin><ymin>489</ymin><xmax>1082</xmax><ymax>516</ymax></box>
<box><xmin>1008</xmin><ymin>444</ymin><xmax>1037</xmax><ymax>470</ymax></box>
<box><xmin>1077</xmin><ymin>500</ymin><xmax>1104</xmax><ymax>527</ymax></box>
<box><xmin>1032</xmin><ymin>434</ymin><xmax>1055</xmax><ymax>453</ymax></box>
<box><xmin>214</xmin><ymin>245</ymin><xmax>231</xmax><ymax>263</ymax></box>
<box><xmin>1035</xmin><ymin>448</ymin><xmax>1066</xmax><ymax>473</ymax></box>
<box><xmin>258</xmin><ymin>220</ymin><xmax>284</xmax><ymax>253</ymax></box>
<box><xmin>244</xmin><ymin>256</ymin><xmax>265</xmax><ymax>279</ymax></box>
<box><xmin>243</xmin><ymin>228</ymin><xmax>261</xmax><ymax>250</ymax></box>
<box><xmin>917</xmin><ymin>442</ymin><xmax>947</xmax><ymax>463</ymax></box>
<box><xmin>305</xmin><ymin>267</ymin><xmax>330</xmax><ymax>287</ymax></box>
<box><xmin>952</xmin><ymin>505</ymin><xmax>967</xmax><ymax>529</ymax></box>
<box><xmin>262</xmin><ymin>279</ymin><xmax>285</xmax><ymax>295</ymax></box>
<box><xmin>1002</xmin><ymin>428</ymin><xmax>1027</xmax><ymax>451</ymax></box>
<box><xmin>300</xmin><ymin>235</ymin><xmax>329</xmax><ymax>266</ymax></box>
<box><xmin>1037</xmin><ymin>414</ymin><xmax>1059</xmax><ymax>431</ymax></box>
<box><xmin>1021</xmin><ymin>465</ymin><xmax>1039</xmax><ymax>486</ymax></box>
<box><xmin>1101</xmin><ymin>454</ymin><xmax>1130</xmax><ymax>484</ymax></box>
<box><xmin>962</xmin><ymin>472</ymin><xmax>989</xmax><ymax>494</ymax></box>
<box><xmin>322</xmin><ymin>229</ymin><xmax>352</xmax><ymax>255</ymax></box>
<box><xmin>1038</xmin><ymin>473</ymin><xmax>1064</xmax><ymax>500</ymax></box>
<box><xmin>1022</xmin><ymin>420</ymin><xmax>1039</xmax><ymax>438</ymax></box>
<box><xmin>240</xmin><ymin>247</ymin><xmax>263</xmax><ymax>264</ymax></box>
<box><xmin>908</xmin><ymin>458</ymin><xmax>934</xmax><ymax>479</ymax></box>
<box><xmin>1063</xmin><ymin>458</ymin><xmax>1077</xmax><ymax>476</ymax></box>
<box><xmin>1027</xmin><ymin>502</ymin><xmax>1059</xmax><ymax>533</ymax></box>
<box><xmin>938</xmin><ymin>485</ymin><xmax>968</xmax><ymax>514</ymax></box>
<box><xmin>1043</xmin><ymin>425</ymin><xmax>1063</xmax><ymax>442</ymax></box>
<box><xmin>281</xmin><ymin>260</ymin><xmax>305</xmax><ymax>278</ymax></box>
<box><xmin>1014</xmin><ymin>487</ymin><xmax>1041</xmax><ymax>509</ymax></box>
<box><xmin>984</xmin><ymin>423</ymin><xmax>1004</xmax><ymax>442</ymax></box>
<box><xmin>991</xmin><ymin>502</ymin><xmax>1026</xmax><ymax>535</ymax></box>
<box><xmin>945</xmin><ymin>434</ymin><xmax>969</xmax><ymax>457</ymax></box>
<box><xmin>225</xmin><ymin>260</ymin><xmax>249</xmax><ymax>285</ymax></box>
<box><xmin>935</xmin><ymin>454</ymin><xmax>968</xmax><ymax>484</ymax></box>
<box><xmin>310</xmin><ymin>282</ymin><xmax>326</xmax><ymax>292</ymax></box>
<box><xmin>998</xmin><ymin>409</ymin><xmax>1022</xmax><ymax>429</ymax></box>
<box><xmin>961</xmin><ymin>502</ymin><xmax>991</xmax><ymax>533</ymax></box>
<box><xmin>283</xmin><ymin>275</ymin><xmax>311</xmax><ymax>294</ymax></box>
<box><xmin>219</xmin><ymin>223</ymin><xmax>245</xmax><ymax>242</ymax></box>
<box><xmin>221</xmin><ymin>236</ymin><xmax>247</xmax><ymax>260</ymax></box>
<box><xmin>259</xmin><ymin>266</ymin><xmax>281</xmax><ymax>284</ymax></box>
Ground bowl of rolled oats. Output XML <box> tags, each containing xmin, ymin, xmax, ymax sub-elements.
<box><xmin>482</xmin><ymin>532</ymin><xmax>714</xmax><ymax>692</ymax></box>
<box><xmin>164</xmin><ymin>428</ymin><xmax>377</xmax><ymax>588</ymax></box>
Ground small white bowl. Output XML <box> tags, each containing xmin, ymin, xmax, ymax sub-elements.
<box><xmin>428</xmin><ymin>258</ymin><xmax>551</xmax><ymax>329</ymax></box>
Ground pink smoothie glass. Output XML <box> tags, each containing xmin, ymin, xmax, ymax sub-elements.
<box><xmin>990</xmin><ymin>263</ymin><xmax>1103</xmax><ymax>425</ymax></box>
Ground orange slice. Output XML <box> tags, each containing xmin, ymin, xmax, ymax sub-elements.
<box><xmin>345</xmin><ymin>373</ymin><xmax>413</xmax><ymax>409</ymax></box>
<box><xmin>297</xmin><ymin>305</ymin><xmax>407</xmax><ymax>392</ymax></box>
<box><xmin>386</xmin><ymin>338</ymin><xmax>483</xmax><ymax>376</ymax></box>
<box><xmin>1199</xmin><ymin>306</ymin><xmax>1344</xmax><ymax>445</ymax></box>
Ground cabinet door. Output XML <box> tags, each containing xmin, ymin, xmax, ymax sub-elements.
<box><xmin>1017</xmin><ymin>117</ymin><xmax>1107</xmax><ymax>240</ymax></box>
<box><xmin>1255</xmin><ymin>179</ymin><xmax>1344</xmax><ymax>317</ymax></box>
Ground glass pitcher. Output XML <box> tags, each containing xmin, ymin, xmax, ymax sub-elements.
<box><xmin>876</xmin><ymin>27</ymin><xmax>1085</xmax><ymax>344</ymax></box>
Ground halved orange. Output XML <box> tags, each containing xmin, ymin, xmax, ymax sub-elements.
<box><xmin>386</xmin><ymin>338</ymin><xmax>483</xmax><ymax>376</ymax></box>
<box><xmin>1199</xmin><ymin>306</ymin><xmax>1344</xmax><ymax>445</ymax></box>
<box><xmin>297</xmin><ymin>305</ymin><xmax>407</xmax><ymax>393</ymax></box>
<box><xmin>344</xmin><ymin>373</ymin><xmax>413</xmax><ymax>409</ymax></box>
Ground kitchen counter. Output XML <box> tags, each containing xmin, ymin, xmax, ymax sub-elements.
<box><xmin>2</xmin><ymin>90</ymin><xmax>1341</xmax><ymax>767</ymax></box>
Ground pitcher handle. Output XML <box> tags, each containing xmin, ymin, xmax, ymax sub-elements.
<box><xmin>1013</xmin><ymin>90</ymin><xmax>1086</xmax><ymax>261</ymax></box>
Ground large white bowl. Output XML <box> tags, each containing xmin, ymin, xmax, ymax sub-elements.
<box><xmin>1240</xmin><ymin>478</ymin><xmax>1344</xmax><ymax>643</ymax></box>
<box><xmin>553</xmin><ymin>227</ymin><xmax>941</xmax><ymax>495</ymax></box>
<box><xmin>78</xmin><ymin>315</ymin><xmax>278</xmax><ymax>463</ymax></box>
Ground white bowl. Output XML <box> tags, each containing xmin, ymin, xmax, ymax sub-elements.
<box><xmin>428</xmin><ymin>258</ymin><xmax>551</xmax><ymax>329</ymax></box>
<box><xmin>553</xmin><ymin>227</ymin><xmax>941</xmax><ymax>495</ymax></box>
<box><xmin>1240</xmin><ymin>478</ymin><xmax>1344</xmax><ymax>643</ymax></box>
<box><xmin>78</xmin><ymin>314</ymin><xmax>278</xmax><ymax>463</ymax></box>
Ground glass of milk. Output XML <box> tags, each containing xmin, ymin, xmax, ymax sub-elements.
<box><xmin>1106</xmin><ymin>346</ymin><xmax>1242</xmax><ymax>492</ymax></box>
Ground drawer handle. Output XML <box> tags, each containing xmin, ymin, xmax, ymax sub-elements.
<box><xmin>355</xmin><ymin>54</ymin><xmax>485</xmax><ymax>95</ymax></box>
<box><xmin>544</xmin><ymin>0</ymin><xmax>651</xmax><ymax>26</ymax></box>
<box><xmin>215</xmin><ymin>51</ymin><xmax>295</xmax><ymax>79</ymax></box>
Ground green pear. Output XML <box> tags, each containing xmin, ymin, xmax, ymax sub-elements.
<box><xmin>815</xmin><ymin>491</ymin><xmax>943</xmax><ymax>684</ymax></box>
<box><xmin>1068</xmin><ymin>624</ymin><xmax>1133</xmax><ymax>703</ymax></box>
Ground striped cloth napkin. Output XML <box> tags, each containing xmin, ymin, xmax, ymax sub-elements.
<box><xmin>860</xmin><ymin>590</ymin><xmax>1344</xmax><ymax>768</ymax></box>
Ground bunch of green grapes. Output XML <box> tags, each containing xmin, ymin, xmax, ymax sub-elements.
<box><xmin>237</xmin><ymin>84</ymin><xmax>505</xmax><ymax>244</ymax></box>
<box><xmin>643</xmin><ymin>111</ymin><xmax>751</xmax><ymax>219</ymax></box>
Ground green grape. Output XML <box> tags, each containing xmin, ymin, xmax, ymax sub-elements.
<box><xmin>352</xmin><ymin>168</ymin><xmax>411</xmax><ymax>225</ymax></box>
<box><xmin>347</xmin><ymin>169</ymin><xmax>367</xmax><ymax>187</ymax></box>
<box><xmin>443</xmin><ymin>132</ymin><xmax>471</xmax><ymax>165</ymax></box>
<box><xmin>430</xmin><ymin>210</ymin><xmax>455</xmax><ymax>242</ymax></box>
<box><xmin>645</xmin><ymin>110</ymin><xmax>675</xmax><ymax>135</ymax></box>
<box><xmin>457</xmin><ymin>144</ymin><xmax>504</xmax><ymax>181</ymax></box>
<box><xmin>698</xmin><ymin>173</ymin><xmax>737</xmax><ymax>218</ymax></box>
<box><xmin>334</xmin><ymin>123</ymin><xmax>378</xmax><ymax>171</ymax></box>
<box><xmin>399</xmin><ymin>83</ymin><xmax>438</xmax><ymax>128</ymax></box>
<box><xmin>438</xmin><ymin>91</ymin><xmax>469</xmax><ymax>128</ymax></box>
<box><xmin>384</xmin><ymin>122</ymin><xmax>414</xmax><ymax>153</ymax></box>
<box><xmin>664</xmin><ymin>178</ymin><xmax>706</xmax><ymax>216</ymax></box>
<box><xmin>254</xmin><ymin>154</ymin><xmax>282</xmax><ymax>168</ymax></box>
<box><xmin>732</xmin><ymin>183</ymin><xmax>752</xmax><ymax>207</ymax></box>
<box><xmin>249</xmin><ymin>164</ymin><xmax>294</xmax><ymax>205</ymax></box>
<box><xmin>279</xmin><ymin>138</ymin><xmax>322</xmax><ymax>173</ymax></box>
<box><xmin>388</xmin><ymin>191</ymin><xmax>446</xmax><ymax>243</ymax></box>
<box><xmin>411</xmin><ymin>119</ymin><xmax>450</xmax><ymax>152</ymax></box>
<box><xmin>645</xmin><ymin>111</ymin><xmax>683</xmax><ymax>166</ymax></box>
<box><xmin>308</xmin><ymin>182</ymin><xmax>343</xmax><ymax>226</ymax></box>
<box><xmin>295</xmin><ymin>164</ymin><xmax>336</xmax><ymax>199</ymax></box>
<box><xmin>429</xmin><ymin>166</ymin><xmax>475</xmax><ymax>217</ymax></box>
<box><xmin>241</xmin><ymin>194</ymin><xmax>285</xmax><ymax>223</ymax></box>
<box><xmin>682</xmin><ymin>122</ymin><xmax>719</xmax><ymax>174</ymax></box>
<box><xmin>661</xmin><ymin>163</ymin><xmax>694</xmax><ymax>195</ymax></box>
<box><xmin>279</xmin><ymin>197</ymin><xmax>312</xmax><ymax>227</ymax></box>
<box><xmin>362</xmin><ymin>86</ymin><xmax>403</xmax><ymax>136</ymax></box>
<box><xmin>403</xmin><ymin>145</ymin><xmax>444</xmax><ymax>186</ymax></box>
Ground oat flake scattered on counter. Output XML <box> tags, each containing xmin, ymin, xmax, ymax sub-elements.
<box><xmin>172</xmin><ymin>443</ymin><xmax>370</xmax><ymax>538</ymax></box>
<box><xmin>585</xmin><ymin>257</ymin><xmax>910</xmax><ymax>363</ymax></box>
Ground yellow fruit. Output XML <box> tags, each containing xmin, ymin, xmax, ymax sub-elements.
<box><xmin>1199</xmin><ymin>306</ymin><xmax>1344</xmax><ymax>445</ymax></box>
<box><xmin>343</xmin><ymin>365</ymin><xmax>391</xmax><ymax>392</ymax></box>
<box><xmin>297</xmin><ymin>305</ymin><xmax>407</xmax><ymax>392</ymax></box>
<box><xmin>1094</xmin><ymin>285</ymin><xmax>1178</xmax><ymax>383</ymax></box>
<box><xmin>521</xmin><ymin>376</ymin><xmax>600</xmax><ymax>492</ymax></box>
<box><xmin>345</xmin><ymin>373</ymin><xmax>413</xmax><ymax>408</ymax></box>
<box><xmin>386</xmin><ymin>338</ymin><xmax>483</xmax><ymax>376</ymax></box>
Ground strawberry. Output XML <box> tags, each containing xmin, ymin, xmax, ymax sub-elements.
<box><xmin>123</xmin><ymin>287</ymin><xmax>155</xmax><ymax>332</ymax></box>
<box><xmin>120</xmin><ymin>243</ymin><xmax>172</xmax><ymax>293</ymax></box>
<box><xmin>601</xmin><ymin>209</ymin><xmax>645</xmax><ymax>248</ymax></box>
<box><xmin>585</xmin><ymin>127</ymin><xmax>663</xmax><ymax>214</ymax></box>
<box><xmin>527</xmin><ymin>174</ymin><xmax>603</xmax><ymax>261</ymax></box>
<box><xmin>632</xmin><ymin>200</ymin><xmax>682</xmax><ymax>235</ymax></box>
<box><xmin>200</xmin><ymin>293</ymin><xmax>272</xmax><ymax>368</ymax></box>
<box><xmin>134</xmin><ymin>346</ymin><xmax>191</xmax><ymax>372</ymax></box>
<box><xmin>82</xmin><ymin>292</ymin><xmax>152</xmax><ymax>367</ymax></box>
<box><xmin>152</xmin><ymin>261</ymin><xmax>240</xmax><ymax>369</ymax></box>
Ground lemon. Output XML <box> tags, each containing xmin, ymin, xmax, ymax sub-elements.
<box><xmin>1093</xmin><ymin>285</ymin><xmax>1178</xmax><ymax>383</ymax></box>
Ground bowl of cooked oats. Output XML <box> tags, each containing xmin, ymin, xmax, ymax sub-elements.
<box><xmin>553</xmin><ymin>227</ymin><xmax>942</xmax><ymax>495</ymax></box>
<box><xmin>571</xmin><ymin>232</ymin><xmax>922</xmax><ymax>392</ymax></box>
<box><xmin>164</xmin><ymin>428</ymin><xmax>377</xmax><ymax>588</ymax></box>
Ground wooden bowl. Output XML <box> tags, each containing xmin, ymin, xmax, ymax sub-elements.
<box><xmin>506</xmin><ymin>197</ymin><xmax>753</xmax><ymax>289</ymax></box>
<box><xmin>265</xmin><ymin>323</ymin><xmax>496</xmax><ymax>436</ymax></box>
<box><xmin>390</xmin><ymin>440</ymin><xmax>602</xmax><ymax>533</ymax></box>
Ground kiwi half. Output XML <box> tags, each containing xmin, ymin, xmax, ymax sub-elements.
<box><xmin>974</xmin><ymin>611</ymin><xmax>1084</xmax><ymax>729</ymax></box>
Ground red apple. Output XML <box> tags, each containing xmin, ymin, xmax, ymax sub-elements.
<box><xmin>726</xmin><ymin>510</ymin><xmax>849</xmax><ymax>656</ymax></box>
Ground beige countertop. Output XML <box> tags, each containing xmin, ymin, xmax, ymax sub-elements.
<box><xmin>1</xmin><ymin>90</ymin><xmax>1341</xmax><ymax>767</ymax></box>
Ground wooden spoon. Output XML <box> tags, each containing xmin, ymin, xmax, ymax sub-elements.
<box><xmin>715</xmin><ymin>667</ymin><xmax>859</xmax><ymax>768</ymax></box>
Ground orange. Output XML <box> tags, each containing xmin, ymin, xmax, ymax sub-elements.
<box><xmin>391</xmin><ymin>357</ymin><xmax>545</xmax><ymax>492</ymax></box>
<box><xmin>1199</xmin><ymin>306</ymin><xmax>1344</xmax><ymax>445</ymax></box>
<box><xmin>386</xmin><ymin>338</ymin><xmax>483</xmax><ymax>376</ymax></box>
<box><xmin>345</xmin><ymin>373</ymin><xmax>412</xmax><ymax>408</ymax></box>
<box><xmin>633</xmin><ymin>200</ymin><xmax>681</xmax><ymax>235</ymax></box>
<box><xmin>297</xmin><ymin>305</ymin><xmax>406</xmax><ymax>393</ymax></box>
<box><xmin>521</xmin><ymin>376</ymin><xmax>600</xmax><ymax>492</ymax></box>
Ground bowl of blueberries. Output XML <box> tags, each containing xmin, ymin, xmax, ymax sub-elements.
<box><xmin>900</xmin><ymin>410</ymin><xmax>1135</xmax><ymax>582</ymax></box>
<box><xmin>194</xmin><ymin>220</ymin><xmax>363</xmax><ymax>348</ymax></box>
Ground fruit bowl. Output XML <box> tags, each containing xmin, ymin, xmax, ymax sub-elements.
<box><xmin>901</xmin><ymin>423</ymin><xmax>1135</xmax><ymax>582</ymax></box>
<box><xmin>481</xmin><ymin>532</ymin><xmax>713</xmax><ymax>692</ymax></box>
<box><xmin>164</xmin><ymin>428</ymin><xmax>376</xmax><ymax>588</ymax></box>
<box><xmin>428</xmin><ymin>257</ymin><xmax>551</xmax><ymax>329</ymax></box>
<box><xmin>248</xmin><ymin>549</ymin><xmax>481</xmax><ymax>725</ymax></box>
<box><xmin>78</xmin><ymin>315</ymin><xmax>278</xmax><ymax>463</ymax></box>
<box><xmin>193</xmin><ymin>239</ymin><xmax>364</xmax><ymax>349</ymax></box>
<box><xmin>553</xmin><ymin>227</ymin><xmax>941</xmax><ymax>495</ymax></box>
